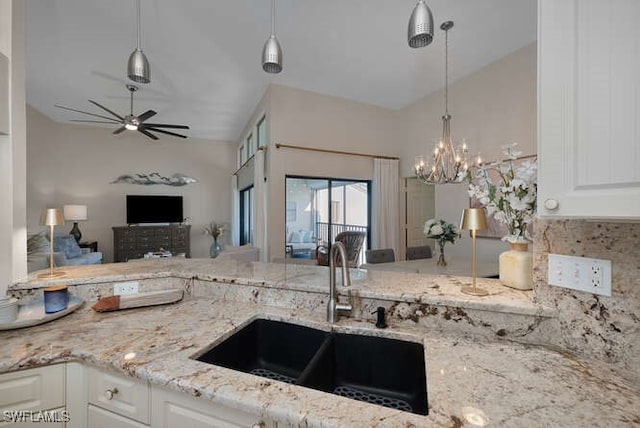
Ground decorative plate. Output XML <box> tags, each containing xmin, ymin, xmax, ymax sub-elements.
<box><xmin>0</xmin><ymin>296</ymin><xmax>84</xmax><ymax>331</ymax></box>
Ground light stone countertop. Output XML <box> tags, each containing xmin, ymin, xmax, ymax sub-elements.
<box><xmin>12</xmin><ymin>258</ymin><xmax>553</xmax><ymax>317</ymax></box>
<box><xmin>4</xmin><ymin>259</ymin><xmax>640</xmax><ymax>426</ymax></box>
<box><xmin>0</xmin><ymin>297</ymin><xmax>638</xmax><ymax>427</ymax></box>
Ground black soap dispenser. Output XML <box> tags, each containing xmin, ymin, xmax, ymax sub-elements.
<box><xmin>372</xmin><ymin>306</ymin><xmax>388</xmax><ymax>329</ymax></box>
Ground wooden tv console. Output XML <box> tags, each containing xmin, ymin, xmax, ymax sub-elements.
<box><xmin>112</xmin><ymin>225</ymin><xmax>191</xmax><ymax>262</ymax></box>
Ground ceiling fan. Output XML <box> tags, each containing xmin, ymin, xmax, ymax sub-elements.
<box><xmin>55</xmin><ymin>84</ymin><xmax>189</xmax><ymax>140</ymax></box>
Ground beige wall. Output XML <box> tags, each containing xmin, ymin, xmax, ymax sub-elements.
<box><xmin>0</xmin><ymin>0</ymin><xmax>27</xmax><ymax>292</ymax></box>
<box><xmin>397</xmin><ymin>43</ymin><xmax>537</xmax><ymax>262</ymax></box>
<box><xmin>26</xmin><ymin>106</ymin><xmax>236</xmax><ymax>263</ymax></box>
<box><xmin>266</xmin><ymin>84</ymin><xmax>401</xmax><ymax>260</ymax></box>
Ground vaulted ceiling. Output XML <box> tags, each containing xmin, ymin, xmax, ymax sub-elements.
<box><xmin>26</xmin><ymin>0</ymin><xmax>536</xmax><ymax>141</ymax></box>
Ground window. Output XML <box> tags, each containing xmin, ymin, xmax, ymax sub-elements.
<box><xmin>238</xmin><ymin>144</ymin><xmax>246</xmax><ymax>166</ymax></box>
<box><xmin>240</xmin><ymin>186</ymin><xmax>254</xmax><ymax>245</ymax></box>
<box><xmin>256</xmin><ymin>115</ymin><xmax>266</xmax><ymax>149</ymax></box>
<box><xmin>246</xmin><ymin>133</ymin><xmax>255</xmax><ymax>158</ymax></box>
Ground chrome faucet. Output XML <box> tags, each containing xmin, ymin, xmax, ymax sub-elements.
<box><xmin>327</xmin><ymin>241</ymin><xmax>352</xmax><ymax>323</ymax></box>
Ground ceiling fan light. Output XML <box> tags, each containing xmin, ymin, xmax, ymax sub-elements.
<box><xmin>262</xmin><ymin>35</ymin><xmax>283</xmax><ymax>74</ymax></box>
<box><xmin>408</xmin><ymin>0</ymin><xmax>434</xmax><ymax>48</ymax></box>
<box><xmin>125</xmin><ymin>123</ymin><xmax>138</xmax><ymax>131</ymax></box>
<box><xmin>127</xmin><ymin>49</ymin><xmax>150</xmax><ymax>84</ymax></box>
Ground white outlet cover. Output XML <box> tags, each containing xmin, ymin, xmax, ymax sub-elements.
<box><xmin>113</xmin><ymin>281</ymin><xmax>139</xmax><ymax>296</ymax></box>
<box><xmin>548</xmin><ymin>254</ymin><xmax>612</xmax><ymax>296</ymax></box>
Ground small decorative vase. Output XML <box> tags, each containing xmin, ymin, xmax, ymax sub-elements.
<box><xmin>209</xmin><ymin>238</ymin><xmax>222</xmax><ymax>258</ymax></box>
<box><xmin>437</xmin><ymin>240</ymin><xmax>447</xmax><ymax>267</ymax></box>
<box><xmin>499</xmin><ymin>241</ymin><xmax>533</xmax><ymax>290</ymax></box>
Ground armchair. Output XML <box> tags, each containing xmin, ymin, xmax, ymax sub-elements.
<box><xmin>316</xmin><ymin>231</ymin><xmax>366</xmax><ymax>268</ymax></box>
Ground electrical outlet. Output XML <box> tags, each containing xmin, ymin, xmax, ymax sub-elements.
<box><xmin>113</xmin><ymin>281</ymin><xmax>139</xmax><ymax>296</ymax></box>
<box><xmin>548</xmin><ymin>254</ymin><xmax>611</xmax><ymax>296</ymax></box>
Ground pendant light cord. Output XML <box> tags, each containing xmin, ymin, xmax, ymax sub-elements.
<box><xmin>271</xmin><ymin>0</ymin><xmax>276</xmax><ymax>36</ymax></box>
<box><xmin>444</xmin><ymin>27</ymin><xmax>448</xmax><ymax>115</ymax></box>
<box><xmin>136</xmin><ymin>0</ymin><xmax>142</xmax><ymax>50</ymax></box>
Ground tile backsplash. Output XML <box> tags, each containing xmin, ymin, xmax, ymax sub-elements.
<box><xmin>533</xmin><ymin>218</ymin><xmax>639</xmax><ymax>382</ymax></box>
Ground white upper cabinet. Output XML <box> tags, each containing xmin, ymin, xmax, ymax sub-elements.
<box><xmin>538</xmin><ymin>0</ymin><xmax>640</xmax><ymax>219</ymax></box>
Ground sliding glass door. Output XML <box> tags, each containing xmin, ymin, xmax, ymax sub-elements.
<box><xmin>285</xmin><ymin>176</ymin><xmax>370</xmax><ymax>263</ymax></box>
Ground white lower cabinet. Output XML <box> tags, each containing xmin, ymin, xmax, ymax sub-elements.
<box><xmin>88</xmin><ymin>404</ymin><xmax>148</xmax><ymax>428</ymax></box>
<box><xmin>151</xmin><ymin>385</ymin><xmax>270</xmax><ymax>428</ymax></box>
<box><xmin>1</xmin><ymin>363</ymin><xmax>281</xmax><ymax>428</ymax></box>
<box><xmin>86</xmin><ymin>365</ymin><xmax>150</xmax><ymax>425</ymax></box>
<box><xmin>0</xmin><ymin>365</ymin><xmax>67</xmax><ymax>427</ymax></box>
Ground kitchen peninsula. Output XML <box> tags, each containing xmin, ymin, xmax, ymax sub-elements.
<box><xmin>2</xmin><ymin>259</ymin><xmax>639</xmax><ymax>427</ymax></box>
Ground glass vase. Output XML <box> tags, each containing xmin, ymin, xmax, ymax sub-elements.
<box><xmin>437</xmin><ymin>240</ymin><xmax>447</xmax><ymax>266</ymax></box>
<box><xmin>209</xmin><ymin>238</ymin><xmax>222</xmax><ymax>258</ymax></box>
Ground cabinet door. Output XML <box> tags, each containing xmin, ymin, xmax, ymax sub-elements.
<box><xmin>0</xmin><ymin>365</ymin><xmax>65</xmax><ymax>415</ymax></box>
<box><xmin>88</xmin><ymin>405</ymin><xmax>147</xmax><ymax>428</ymax></box>
<box><xmin>538</xmin><ymin>0</ymin><xmax>640</xmax><ymax>218</ymax></box>
<box><xmin>151</xmin><ymin>385</ymin><xmax>269</xmax><ymax>428</ymax></box>
<box><xmin>86</xmin><ymin>366</ymin><xmax>149</xmax><ymax>424</ymax></box>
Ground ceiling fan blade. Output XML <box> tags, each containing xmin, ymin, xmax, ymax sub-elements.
<box><xmin>138</xmin><ymin>128</ymin><xmax>159</xmax><ymax>140</ymax></box>
<box><xmin>113</xmin><ymin>126</ymin><xmax>126</xmax><ymax>135</ymax></box>
<box><xmin>71</xmin><ymin>119</ymin><xmax>119</xmax><ymax>124</ymax></box>
<box><xmin>137</xmin><ymin>110</ymin><xmax>157</xmax><ymax>122</ymax></box>
<box><xmin>55</xmin><ymin>104</ymin><xmax>121</xmax><ymax>122</ymax></box>
<box><xmin>88</xmin><ymin>100</ymin><xmax>124</xmax><ymax>121</ymax></box>
<box><xmin>143</xmin><ymin>123</ymin><xmax>190</xmax><ymax>129</ymax></box>
<box><xmin>145</xmin><ymin>127</ymin><xmax>188</xmax><ymax>139</ymax></box>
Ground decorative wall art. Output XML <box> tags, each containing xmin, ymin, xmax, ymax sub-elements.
<box><xmin>111</xmin><ymin>173</ymin><xmax>198</xmax><ymax>187</ymax></box>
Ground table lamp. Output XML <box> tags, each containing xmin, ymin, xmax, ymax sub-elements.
<box><xmin>38</xmin><ymin>208</ymin><xmax>66</xmax><ymax>279</ymax></box>
<box><xmin>63</xmin><ymin>205</ymin><xmax>87</xmax><ymax>243</ymax></box>
<box><xmin>460</xmin><ymin>208</ymin><xmax>488</xmax><ymax>296</ymax></box>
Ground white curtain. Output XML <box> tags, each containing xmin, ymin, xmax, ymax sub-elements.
<box><xmin>372</xmin><ymin>158</ymin><xmax>400</xmax><ymax>255</ymax></box>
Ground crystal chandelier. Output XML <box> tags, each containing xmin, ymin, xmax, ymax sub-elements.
<box><xmin>414</xmin><ymin>21</ymin><xmax>470</xmax><ymax>184</ymax></box>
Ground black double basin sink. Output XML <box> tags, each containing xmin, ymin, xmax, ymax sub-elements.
<box><xmin>195</xmin><ymin>319</ymin><xmax>428</xmax><ymax>415</ymax></box>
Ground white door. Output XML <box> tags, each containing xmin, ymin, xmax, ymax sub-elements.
<box><xmin>405</xmin><ymin>178</ymin><xmax>435</xmax><ymax>254</ymax></box>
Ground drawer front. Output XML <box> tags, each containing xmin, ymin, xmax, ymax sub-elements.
<box><xmin>151</xmin><ymin>386</ymin><xmax>265</xmax><ymax>428</ymax></box>
<box><xmin>87</xmin><ymin>367</ymin><xmax>149</xmax><ymax>424</ymax></box>
<box><xmin>0</xmin><ymin>365</ymin><xmax>65</xmax><ymax>415</ymax></box>
<box><xmin>87</xmin><ymin>405</ymin><xmax>147</xmax><ymax>428</ymax></box>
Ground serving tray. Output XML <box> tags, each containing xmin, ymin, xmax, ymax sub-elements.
<box><xmin>0</xmin><ymin>296</ymin><xmax>84</xmax><ymax>331</ymax></box>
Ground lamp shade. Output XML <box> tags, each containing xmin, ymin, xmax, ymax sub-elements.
<box><xmin>262</xmin><ymin>35</ymin><xmax>283</xmax><ymax>73</ymax></box>
<box><xmin>63</xmin><ymin>205</ymin><xmax>88</xmax><ymax>221</ymax></box>
<box><xmin>127</xmin><ymin>48</ymin><xmax>150</xmax><ymax>84</ymax></box>
<box><xmin>40</xmin><ymin>208</ymin><xmax>65</xmax><ymax>226</ymax></box>
<box><xmin>460</xmin><ymin>208</ymin><xmax>488</xmax><ymax>231</ymax></box>
<box><xmin>407</xmin><ymin>0</ymin><xmax>434</xmax><ymax>48</ymax></box>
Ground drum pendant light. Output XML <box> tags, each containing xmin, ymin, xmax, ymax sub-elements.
<box><xmin>407</xmin><ymin>0</ymin><xmax>434</xmax><ymax>48</ymax></box>
<box><xmin>127</xmin><ymin>0</ymin><xmax>151</xmax><ymax>83</ymax></box>
<box><xmin>262</xmin><ymin>0</ymin><xmax>283</xmax><ymax>73</ymax></box>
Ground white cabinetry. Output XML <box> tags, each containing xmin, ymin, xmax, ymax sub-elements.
<box><xmin>538</xmin><ymin>0</ymin><xmax>640</xmax><ymax>218</ymax></box>
<box><xmin>151</xmin><ymin>385</ymin><xmax>269</xmax><ymax>428</ymax></box>
<box><xmin>1</xmin><ymin>363</ymin><xmax>281</xmax><ymax>428</ymax></box>
<box><xmin>86</xmin><ymin>366</ymin><xmax>149</xmax><ymax>425</ymax></box>
<box><xmin>0</xmin><ymin>365</ymin><xmax>66</xmax><ymax>427</ymax></box>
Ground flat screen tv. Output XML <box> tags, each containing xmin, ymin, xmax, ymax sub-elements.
<box><xmin>126</xmin><ymin>195</ymin><xmax>183</xmax><ymax>225</ymax></box>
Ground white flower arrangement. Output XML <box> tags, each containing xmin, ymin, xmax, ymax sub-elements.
<box><xmin>204</xmin><ymin>222</ymin><xmax>225</xmax><ymax>239</ymax></box>
<box><xmin>466</xmin><ymin>143</ymin><xmax>537</xmax><ymax>243</ymax></box>
<box><xmin>423</xmin><ymin>218</ymin><xmax>458</xmax><ymax>244</ymax></box>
